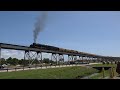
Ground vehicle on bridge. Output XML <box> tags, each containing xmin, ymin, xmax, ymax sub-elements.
<box><xmin>30</xmin><ymin>43</ymin><xmax>59</xmax><ymax>51</ymax></box>
<box><xmin>30</xmin><ymin>43</ymin><xmax>79</xmax><ymax>54</ymax></box>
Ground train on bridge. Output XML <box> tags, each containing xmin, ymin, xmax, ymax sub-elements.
<box><xmin>30</xmin><ymin>43</ymin><xmax>79</xmax><ymax>54</ymax></box>
<box><xmin>0</xmin><ymin>42</ymin><xmax>120</xmax><ymax>61</ymax></box>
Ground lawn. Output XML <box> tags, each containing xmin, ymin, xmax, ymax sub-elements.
<box><xmin>91</xmin><ymin>63</ymin><xmax>117</xmax><ymax>67</ymax></box>
<box><xmin>0</xmin><ymin>66</ymin><xmax>98</xmax><ymax>79</ymax></box>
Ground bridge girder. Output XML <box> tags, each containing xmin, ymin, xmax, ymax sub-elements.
<box><xmin>24</xmin><ymin>51</ymin><xmax>42</xmax><ymax>67</ymax></box>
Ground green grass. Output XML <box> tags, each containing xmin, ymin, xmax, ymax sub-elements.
<box><xmin>90</xmin><ymin>70</ymin><xmax>110</xmax><ymax>79</ymax></box>
<box><xmin>91</xmin><ymin>63</ymin><xmax>117</xmax><ymax>67</ymax></box>
<box><xmin>0</xmin><ymin>66</ymin><xmax>98</xmax><ymax>79</ymax></box>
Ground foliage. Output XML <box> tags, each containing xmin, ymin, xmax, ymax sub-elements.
<box><xmin>0</xmin><ymin>57</ymin><xmax>56</xmax><ymax>66</ymax></box>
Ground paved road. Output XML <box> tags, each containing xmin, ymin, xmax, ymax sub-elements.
<box><xmin>0</xmin><ymin>63</ymin><xmax>100</xmax><ymax>73</ymax></box>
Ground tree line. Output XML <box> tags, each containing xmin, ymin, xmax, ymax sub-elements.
<box><xmin>0</xmin><ymin>57</ymin><xmax>56</xmax><ymax>66</ymax></box>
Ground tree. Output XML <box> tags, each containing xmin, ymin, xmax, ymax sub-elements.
<box><xmin>12</xmin><ymin>58</ymin><xmax>19</xmax><ymax>65</ymax></box>
<box><xmin>6</xmin><ymin>57</ymin><xmax>19</xmax><ymax>65</ymax></box>
<box><xmin>33</xmin><ymin>59</ymin><xmax>39</xmax><ymax>64</ymax></box>
<box><xmin>18</xmin><ymin>59</ymin><xmax>23</xmax><ymax>65</ymax></box>
<box><xmin>49</xmin><ymin>60</ymin><xmax>55</xmax><ymax>64</ymax></box>
<box><xmin>0</xmin><ymin>58</ymin><xmax>6</xmax><ymax>65</ymax></box>
<box><xmin>6</xmin><ymin>57</ymin><xmax>13</xmax><ymax>65</ymax></box>
<box><xmin>43</xmin><ymin>58</ymin><xmax>49</xmax><ymax>63</ymax></box>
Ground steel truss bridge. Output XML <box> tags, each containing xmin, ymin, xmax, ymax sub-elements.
<box><xmin>0</xmin><ymin>43</ymin><xmax>120</xmax><ymax>67</ymax></box>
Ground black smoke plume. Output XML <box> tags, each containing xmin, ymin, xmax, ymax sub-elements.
<box><xmin>33</xmin><ymin>11</ymin><xmax>47</xmax><ymax>43</ymax></box>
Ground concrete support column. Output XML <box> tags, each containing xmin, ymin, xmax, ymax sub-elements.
<box><xmin>37</xmin><ymin>52</ymin><xmax>42</xmax><ymax>68</ymax></box>
<box><xmin>58</xmin><ymin>54</ymin><xmax>64</xmax><ymax>66</ymax></box>
<box><xmin>68</xmin><ymin>55</ymin><xmax>73</xmax><ymax>66</ymax></box>
<box><xmin>51</xmin><ymin>53</ymin><xmax>57</xmax><ymax>67</ymax></box>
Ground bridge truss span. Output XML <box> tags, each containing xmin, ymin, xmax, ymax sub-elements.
<box><xmin>0</xmin><ymin>43</ymin><xmax>120</xmax><ymax>69</ymax></box>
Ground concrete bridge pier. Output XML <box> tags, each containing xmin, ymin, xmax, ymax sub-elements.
<box><xmin>81</xmin><ymin>56</ymin><xmax>84</xmax><ymax>63</ymax></box>
<box><xmin>58</xmin><ymin>54</ymin><xmax>64</xmax><ymax>66</ymax></box>
<box><xmin>51</xmin><ymin>53</ymin><xmax>58</xmax><ymax>67</ymax></box>
<box><xmin>68</xmin><ymin>55</ymin><xmax>73</xmax><ymax>66</ymax></box>
<box><xmin>73</xmin><ymin>55</ymin><xmax>77</xmax><ymax>65</ymax></box>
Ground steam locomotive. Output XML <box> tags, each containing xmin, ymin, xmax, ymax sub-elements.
<box><xmin>30</xmin><ymin>43</ymin><xmax>79</xmax><ymax>54</ymax></box>
<box><xmin>30</xmin><ymin>43</ymin><xmax>59</xmax><ymax>51</ymax></box>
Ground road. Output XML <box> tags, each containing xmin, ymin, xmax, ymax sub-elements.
<box><xmin>0</xmin><ymin>63</ymin><xmax>100</xmax><ymax>73</ymax></box>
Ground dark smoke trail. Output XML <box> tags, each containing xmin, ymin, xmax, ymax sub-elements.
<box><xmin>33</xmin><ymin>11</ymin><xmax>47</xmax><ymax>43</ymax></box>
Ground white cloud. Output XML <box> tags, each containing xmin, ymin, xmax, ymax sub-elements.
<box><xmin>1</xmin><ymin>49</ymin><xmax>68</xmax><ymax>61</ymax></box>
<box><xmin>1</xmin><ymin>49</ymin><xmax>53</xmax><ymax>60</ymax></box>
<box><xmin>1</xmin><ymin>49</ymin><xmax>24</xmax><ymax>59</ymax></box>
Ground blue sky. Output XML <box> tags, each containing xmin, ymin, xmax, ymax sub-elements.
<box><xmin>0</xmin><ymin>11</ymin><xmax>120</xmax><ymax>59</ymax></box>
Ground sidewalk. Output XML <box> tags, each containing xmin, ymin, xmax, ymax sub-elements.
<box><xmin>113</xmin><ymin>76</ymin><xmax>120</xmax><ymax>79</ymax></box>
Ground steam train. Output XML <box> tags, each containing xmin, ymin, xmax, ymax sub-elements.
<box><xmin>30</xmin><ymin>43</ymin><xmax>79</xmax><ymax>54</ymax></box>
<box><xmin>30</xmin><ymin>43</ymin><xmax>59</xmax><ymax>51</ymax></box>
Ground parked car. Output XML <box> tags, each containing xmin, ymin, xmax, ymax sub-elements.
<box><xmin>0</xmin><ymin>65</ymin><xmax>4</xmax><ymax>69</ymax></box>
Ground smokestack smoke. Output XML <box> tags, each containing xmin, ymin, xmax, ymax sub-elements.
<box><xmin>33</xmin><ymin>11</ymin><xmax>47</xmax><ymax>43</ymax></box>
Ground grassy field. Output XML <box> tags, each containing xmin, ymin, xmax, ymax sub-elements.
<box><xmin>0</xmin><ymin>63</ymin><xmax>118</xmax><ymax>79</ymax></box>
<box><xmin>91</xmin><ymin>63</ymin><xmax>117</xmax><ymax>67</ymax></box>
<box><xmin>0</xmin><ymin>66</ymin><xmax>98</xmax><ymax>79</ymax></box>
